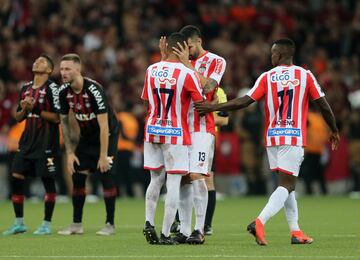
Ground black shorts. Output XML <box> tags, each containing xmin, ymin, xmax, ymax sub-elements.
<box><xmin>11</xmin><ymin>153</ymin><xmax>58</xmax><ymax>178</ymax></box>
<box><xmin>75</xmin><ymin>132</ymin><xmax>119</xmax><ymax>173</ymax></box>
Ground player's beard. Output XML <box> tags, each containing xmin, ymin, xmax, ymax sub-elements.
<box><xmin>189</xmin><ymin>50</ymin><xmax>199</xmax><ymax>60</ymax></box>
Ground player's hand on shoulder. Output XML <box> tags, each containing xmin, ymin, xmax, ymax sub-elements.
<box><xmin>98</xmin><ymin>155</ymin><xmax>109</xmax><ymax>173</ymax></box>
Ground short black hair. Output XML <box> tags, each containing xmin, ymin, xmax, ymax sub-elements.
<box><xmin>273</xmin><ymin>38</ymin><xmax>296</xmax><ymax>56</ymax></box>
<box><xmin>40</xmin><ymin>54</ymin><xmax>54</xmax><ymax>71</ymax></box>
<box><xmin>167</xmin><ymin>32</ymin><xmax>187</xmax><ymax>50</ymax></box>
<box><xmin>179</xmin><ymin>25</ymin><xmax>202</xmax><ymax>39</ymax></box>
<box><xmin>61</xmin><ymin>53</ymin><xmax>82</xmax><ymax>64</ymax></box>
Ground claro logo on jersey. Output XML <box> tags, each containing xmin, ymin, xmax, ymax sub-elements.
<box><xmin>88</xmin><ymin>84</ymin><xmax>105</xmax><ymax>110</ymax></box>
<box><xmin>271</xmin><ymin>71</ymin><xmax>300</xmax><ymax>88</ymax></box>
<box><xmin>151</xmin><ymin>68</ymin><xmax>177</xmax><ymax>85</ymax></box>
<box><xmin>147</xmin><ymin>125</ymin><xmax>182</xmax><ymax>137</ymax></box>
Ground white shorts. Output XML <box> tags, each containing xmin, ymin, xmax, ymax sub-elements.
<box><xmin>189</xmin><ymin>132</ymin><xmax>215</xmax><ymax>175</ymax></box>
<box><xmin>266</xmin><ymin>145</ymin><xmax>304</xmax><ymax>177</ymax></box>
<box><xmin>144</xmin><ymin>142</ymin><xmax>189</xmax><ymax>174</ymax></box>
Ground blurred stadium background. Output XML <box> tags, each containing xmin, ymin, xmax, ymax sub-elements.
<box><xmin>0</xmin><ymin>0</ymin><xmax>359</xmax><ymax>200</ymax></box>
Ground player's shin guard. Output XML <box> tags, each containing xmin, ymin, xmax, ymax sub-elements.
<box><xmin>192</xmin><ymin>179</ymin><xmax>208</xmax><ymax>233</ymax></box>
<box><xmin>72</xmin><ymin>173</ymin><xmax>87</xmax><ymax>223</ymax></box>
<box><xmin>101</xmin><ymin>172</ymin><xmax>117</xmax><ymax>225</ymax></box>
<box><xmin>11</xmin><ymin>176</ymin><xmax>25</xmax><ymax>218</ymax></box>
<box><xmin>42</xmin><ymin>177</ymin><xmax>56</xmax><ymax>222</ymax></box>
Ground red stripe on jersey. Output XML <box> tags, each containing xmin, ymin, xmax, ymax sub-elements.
<box><xmin>148</xmin><ymin>73</ymin><xmax>156</xmax><ymax>143</ymax></box>
<box><xmin>207</xmin><ymin>59</ymin><xmax>216</xmax><ymax>76</ymax></box>
<box><xmin>170</xmin><ymin>68</ymin><xmax>180</xmax><ymax>144</ymax></box>
<box><xmin>291</xmin><ymin>69</ymin><xmax>301</xmax><ymax>145</ymax></box>
<box><xmin>33</xmin><ymin>88</ymin><xmax>40</xmax><ymax>128</ymax></box>
<box><xmin>180</xmin><ymin>85</ymin><xmax>192</xmax><ymax>145</ymax></box>
<box><xmin>159</xmin><ymin>79</ymin><xmax>166</xmax><ymax>144</ymax></box>
<box><xmin>270</xmin><ymin>72</ymin><xmax>278</xmax><ymax>145</ymax></box>
<box><xmin>301</xmin><ymin>93</ymin><xmax>309</xmax><ymax>146</ymax></box>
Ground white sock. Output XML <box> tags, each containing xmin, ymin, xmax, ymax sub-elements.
<box><xmin>192</xmin><ymin>179</ymin><xmax>208</xmax><ymax>233</ymax></box>
<box><xmin>145</xmin><ymin>169</ymin><xmax>166</xmax><ymax>226</ymax></box>
<box><xmin>179</xmin><ymin>183</ymin><xmax>193</xmax><ymax>237</ymax></box>
<box><xmin>161</xmin><ymin>174</ymin><xmax>182</xmax><ymax>237</ymax></box>
<box><xmin>258</xmin><ymin>186</ymin><xmax>289</xmax><ymax>225</ymax></box>
<box><xmin>284</xmin><ymin>191</ymin><xmax>300</xmax><ymax>231</ymax></box>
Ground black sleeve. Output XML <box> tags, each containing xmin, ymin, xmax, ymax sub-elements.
<box><xmin>47</xmin><ymin>82</ymin><xmax>61</xmax><ymax>113</ymax></box>
<box><xmin>88</xmin><ymin>83</ymin><xmax>109</xmax><ymax>115</ymax></box>
<box><xmin>59</xmin><ymin>86</ymin><xmax>70</xmax><ymax>115</ymax></box>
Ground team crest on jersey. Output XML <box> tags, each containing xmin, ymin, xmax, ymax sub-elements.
<box><xmin>85</xmin><ymin>102</ymin><xmax>90</xmax><ymax>108</ymax></box>
<box><xmin>38</xmin><ymin>98</ymin><xmax>44</xmax><ymax>104</ymax></box>
<box><xmin>76</xmin><ymin>103</ymin><xmax>82</xmax><ymax>110</ymax></box>
<box><xmin>198</xmin><ymin>66</ymin><xmax>206</xmax><ymax>74</ymax></box>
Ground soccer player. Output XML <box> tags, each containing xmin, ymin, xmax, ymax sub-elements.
<box><xmin>195</xmin><ymin>38</ymin><xmax>340</xmax><ymax>245</ymax></box>
<box><xmin>171</xmin><ymin>25</ymin><xmax>226</xmax><ymax>244</ymax></box>
<box><xmin>142</xmin><ymin>32</ymin><xmax>204</xmax><ymax>245</ymax></box>
<box><xmin>3</xmin><ymin>54</ymin><xmax>60</xmax><ymax>236</ymax></box>
<box><xmin>57</xmin><ymin>54</ymin><xmax>119</xmax><ymax>236</ymax></box>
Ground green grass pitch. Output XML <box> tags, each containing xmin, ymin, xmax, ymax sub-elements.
<box><xmin>0</xmin><ymin>196</ymin><xmax>359</xmax><ymax>259</ymax></box>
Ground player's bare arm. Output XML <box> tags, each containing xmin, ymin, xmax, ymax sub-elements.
<box><xmin>314</xmin><ymin>97</ymin><xmax>340</xmax><ymax>150</ymax></box>
<box><xmin>97</xmin><ymin>113</ymin><xmax>110</xmax><ymax>173</ymax></box>
<box><xmin>60</xmin><ymin>114</ymin><xmax>80</xmax><ymax>174</ymax></box>
<box><xmin>15</xmin><ymin>97</ymin><xmax>34</xmax><ymax>122</ymax></box>
<box><xmin>195</xmin><ymin>95</ymin><xmax>254</xmax><ymax>116</ymax></box>
<box><xmin>40</xmin><ymin>111</ymin><xmax>60</xmax><ymax>123</ymax></box>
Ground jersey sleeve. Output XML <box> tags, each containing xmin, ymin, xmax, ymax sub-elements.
<box><xmin>47</xmin><ymin>82</ymin><xmax>60</xmax><ymax>113</ymax></box>
<box><xmin>246</xmin><ymin>72</ymin><xmax>267</xmax><ymax>101</ymax></box>
<box><xmin>59</xmin><ymin>86</ymin><xmax>70</xmax><ymax>115</ymax></box>
<box><xmin>207</xmin><ymin>57</ymin><xmax>226</xmax><ymax>85</ymax></box>
<box><xmin>307</xmin><ymin>70</ymin><xmax>325</xmax><ymax>100</ymax></box>
<box><xmin>141</xmin><ymin>69</ymin><xmax>149</xmax><ymax>101</ymax></box>
<box><xmin>88</xmin><ymin>84</ymin><xmax>109</xmax><ymax>114</ymax></box>
<box><xmin>184</xmin><ymin>71</ymin><xmax>204</xmax><ymax>102</ymax></box>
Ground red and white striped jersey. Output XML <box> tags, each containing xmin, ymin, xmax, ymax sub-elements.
<box><xmin>188</xmin><ymin>51</ymin><xmax>226</xmax><ymax>135</ymax></box>
<box><xmin>246</xmin><ymin>65</ymin><xmax>325</xmax><ymax>147</ymax></box>
<box><xmin>142</xmin><ymin>61</ymin><xmax>204</xmax><ymax>145</ymax></box>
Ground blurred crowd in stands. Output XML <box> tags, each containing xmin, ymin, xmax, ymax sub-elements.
<box><xmin>0</xmin><ymin>0</ymin><xmax>359</xmax><ymax>199</ymax></box>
